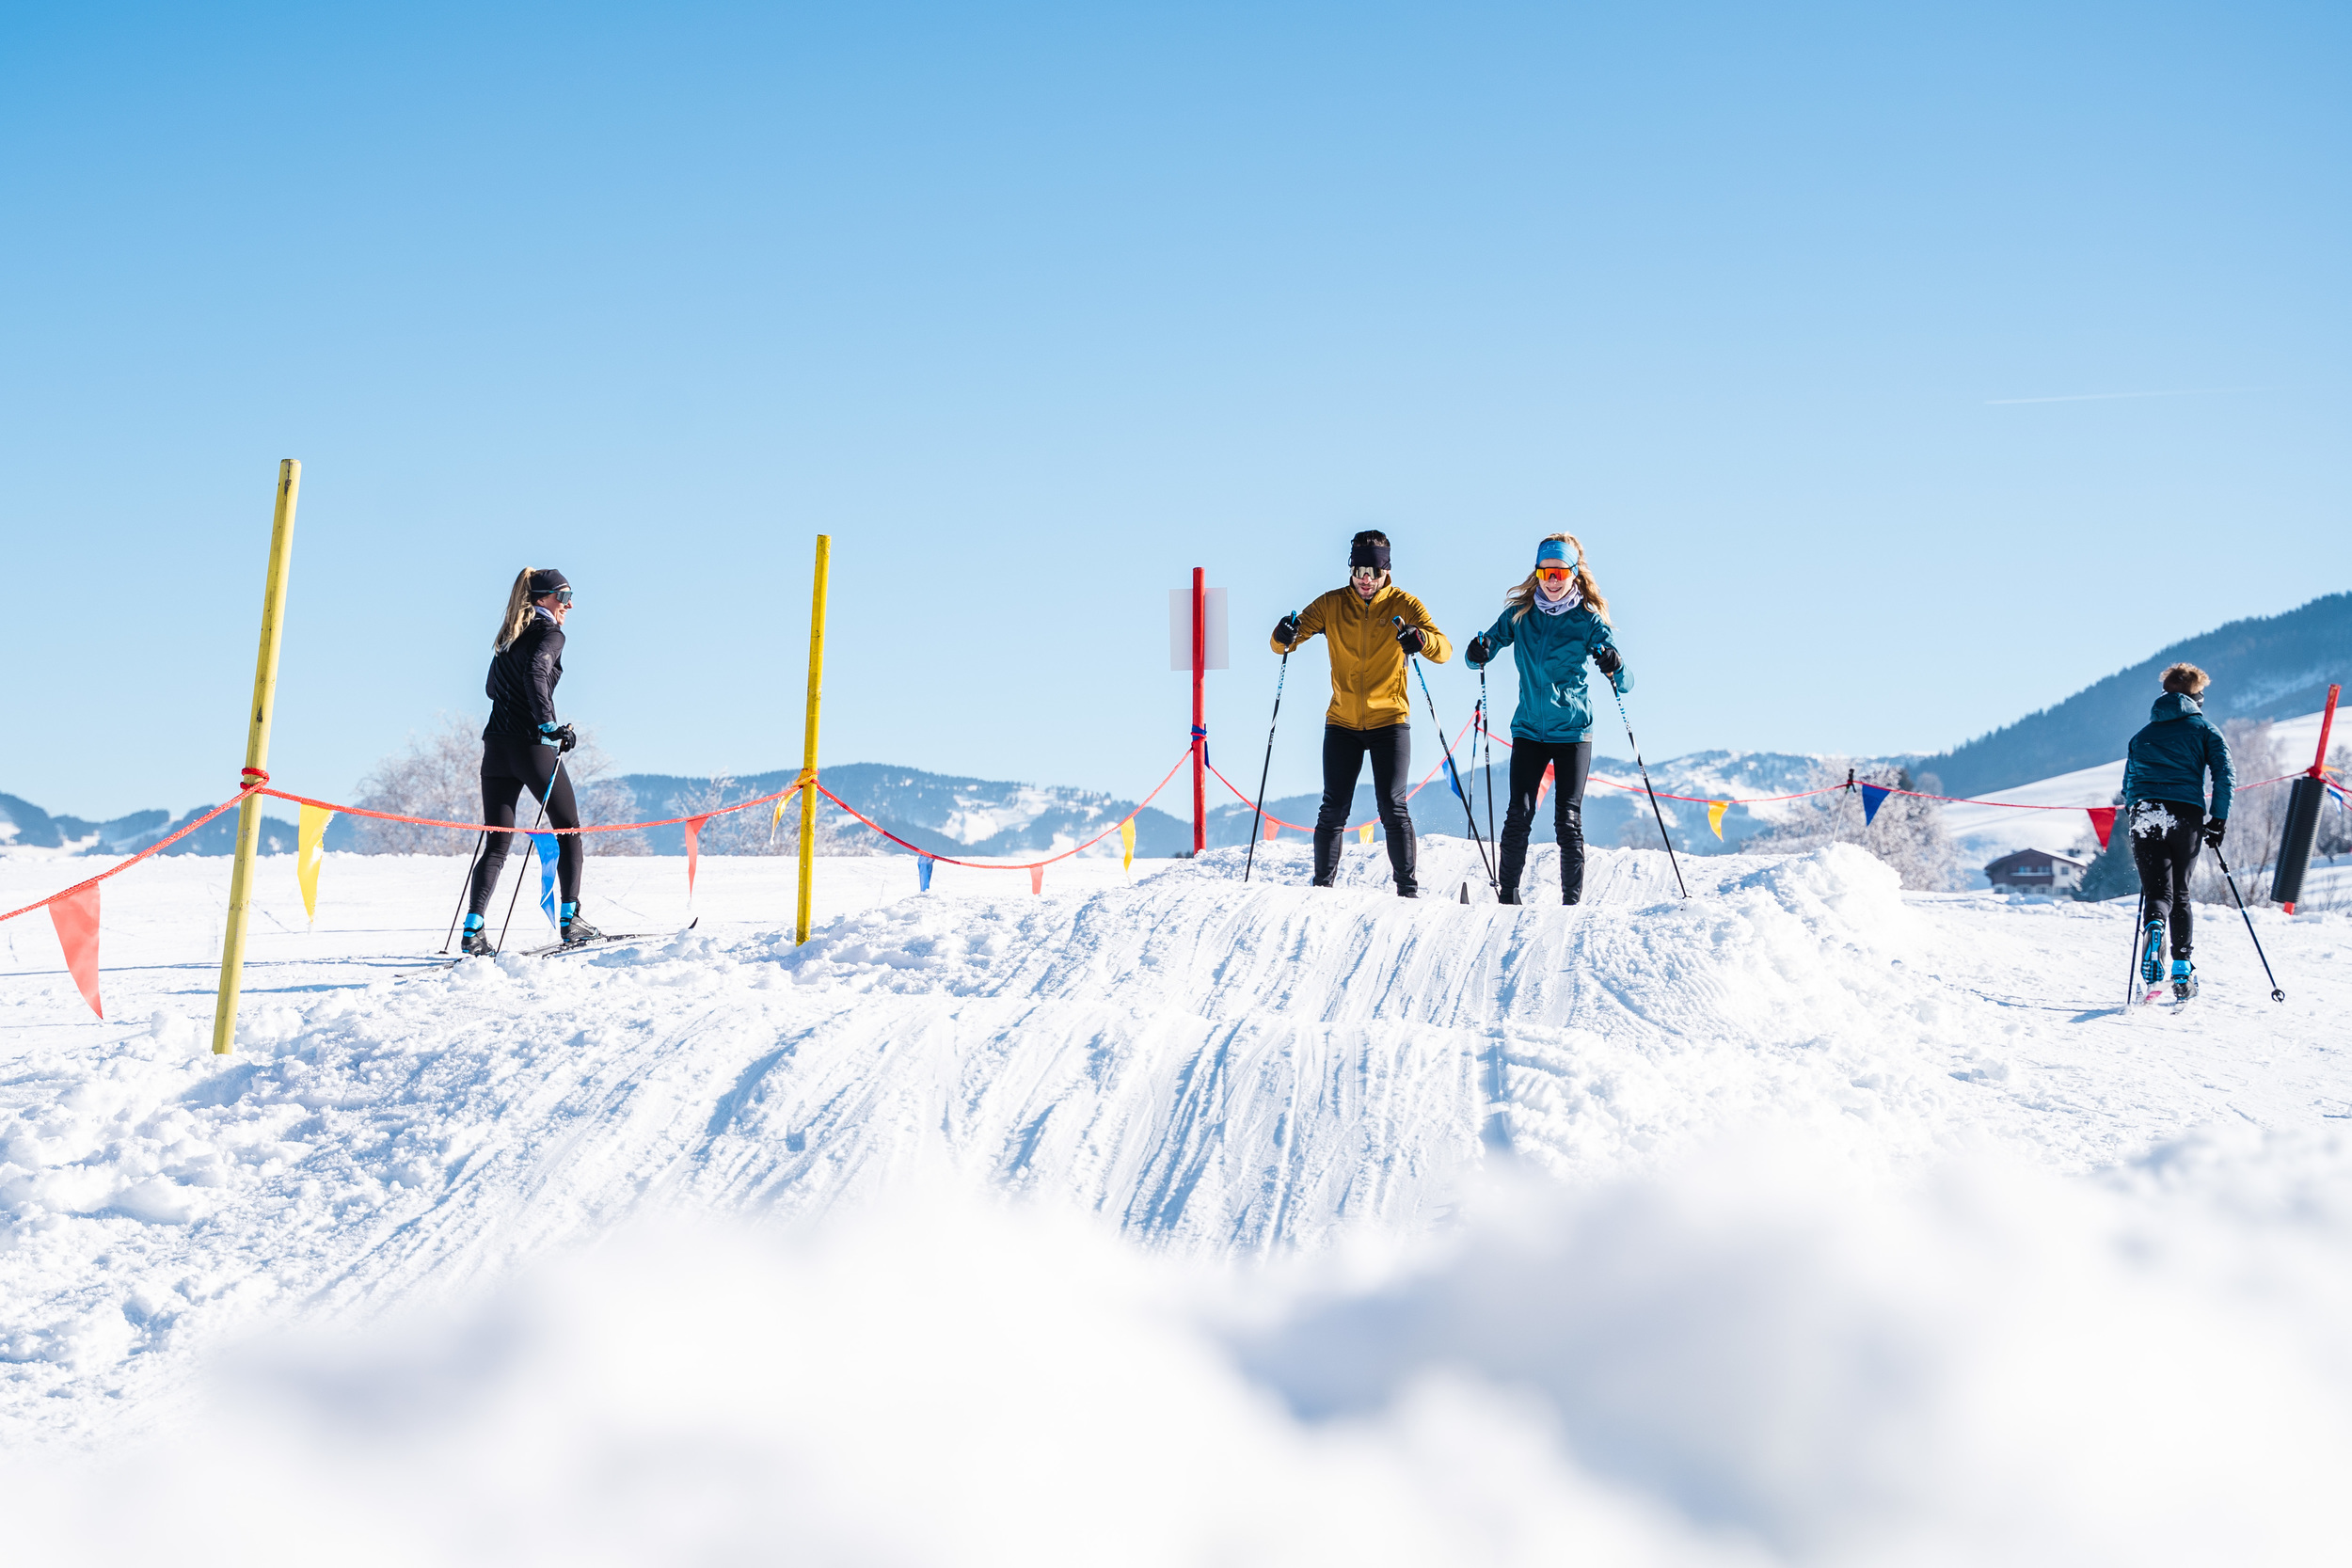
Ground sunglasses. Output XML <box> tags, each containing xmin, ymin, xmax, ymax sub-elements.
<box><xmin>1351</xmin><ymin>565</ymin><xmax>1384</xmax><ymax>578</ymax></box>
<box><xmin>1536</xmin><ymin>566</ymin><xmax>1577</xmax><ymax>582</ymax></box>
<box><xmin>548</xmin><ymin>588</ymin><xmax>575</xmax><ymax>606</ymax></box>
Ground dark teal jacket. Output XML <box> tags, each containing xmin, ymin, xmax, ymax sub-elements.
<box><xmin>1470</xmin><ymin>600</ymin><xmax>1629</xmax><ymax>744</ymax></box>
<box><xmin>2121</xmin><ymin>692</ymin><xmax>2234</xmax><ymax>821</ymax></box>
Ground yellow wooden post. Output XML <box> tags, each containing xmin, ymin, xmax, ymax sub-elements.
<box><xmin>210</xmin><ymin>460</ymin><xmax>302</xmax><ymax>1055</ymax></box>
<box><xmin>795</xmin><ymin>533</ymin><xmax>832</xmax><ymax>944</ymax></box>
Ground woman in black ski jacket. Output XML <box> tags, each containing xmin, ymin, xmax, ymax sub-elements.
<box><xmin>462</xmin><ymin>567</ymin><xmax>600</xmax><ymax>954</ymax></box>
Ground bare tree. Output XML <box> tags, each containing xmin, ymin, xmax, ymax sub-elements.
<box><xmin>1747</xmin><ymin>758</ymin><xmax>1962</xmax><ymax>891</ymax></box>
<box><xmin>350</xmin><ymin>715</ymin><xmax>643</xmax><ymax>855</ymax></box>
<box><xmin>2190</xmin><ymin>720</ymin><xmax>2283</xmax><ymax>905</ymax></box>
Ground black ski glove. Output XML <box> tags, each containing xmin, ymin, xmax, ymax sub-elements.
<box><xmin>1466</xmin><ymin>633</ymin><xmax>1492</xmax><ymax>668</ymax></box>
<box><xmin>539</xmin><ymin>722</ymin><xmax>578</xmax><ymax>753</ymax></box>
<box><xmin>1594</xmin><ymin>645</ymin><xmax>1621</xmax><ymax>676</ymax></box>
<box><xmin>1274</xmin><ymin>613</ymin><xmax>1301</xmax><ymax>648</ymax></box>
<box><xmin>2202</xmin><ymin>817</ymin><xmax>2226</xmax><ymax>848</ymax></box>
<box><xmin>1395</xmin><ymin>624</ymin><xmax>1426</xmax><ymax>656</ymax></box>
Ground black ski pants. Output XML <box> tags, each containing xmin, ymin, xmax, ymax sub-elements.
<box><xmin>2129</xmin><ymin>798</ymin><xmax>2203</xmax><ymax>958</ymax></box>
<box><xmin>467</xmin><ymin>733</ymin><xmax>583</xmax><ymax>916</ymax></box>
<box><xmin>1314</xmin><ymin>723</ymin><xmax>1417</xmax><ymax>895</ymax></box>
<box><xmin>1499</xmin><ymin>739</ymin><xmax>1594</xmax><ymax>905</ymax></box>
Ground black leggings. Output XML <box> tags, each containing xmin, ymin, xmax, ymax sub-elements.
<box><xmin>1499</xmin><ymin>739</ymin><xmax>1593</xmax><ymax>904</ymax></box>
<box><xmin>1316</xmin><ymin>723</ymin><xmax>1417</xmax><ymax>893</ymax></box>
<box><xmin>467</xmin><ymin>733</ymin><xmax>583</xmax><ymax>916</ymax></box>
<box><xmin>2129</xmin><ymin>798</ymin><xmax>2203</xmax><ymax>958</ymax></box>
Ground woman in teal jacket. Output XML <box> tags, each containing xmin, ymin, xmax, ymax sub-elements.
<box><xmin>2120</xmin><ymin>661</ymin><xmax>2234</xmax><ymax>999</ymax></box>
<box><xmin>1464</xmin><ymin>533</ymin><xmax>1629</xmax><ymax>905</ymax></box>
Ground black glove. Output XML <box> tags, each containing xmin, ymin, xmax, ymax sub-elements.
<box><xmin>1396</xmin><ymin>624</ymin><xmax>1426</xmax><ymax>656</ymax></box>
<box><xmin>1466</xmin><ymin>633</ymin><xmax>1492</xmax><ymax>668</ymax></box>
<box><xmin>543</xmin><ymin>722</ymin><xmax>578</xmax><ymax>754</ymax></box>
<box><xmin>1274</xmin><ymin>613</ymin><xmax>1301</xmax><ymax>648</ymax></box>
<box><xmin>1594</xmin><ymin>645</ymin><xmax>1621</xmax><ymax>676</ymax></box>
<box><xmin>2202</xmin><ymin>817</ymin><xmax>2226</xmax><ymax>848</ymax></box>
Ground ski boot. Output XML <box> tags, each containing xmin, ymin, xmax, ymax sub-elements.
<box><xmin>559</xmin><ymin>902</ymin><xmax>604</xmax><ymax>946</ymax></box>
<box><xmin>459</xmin><ymin>914</ymin><xmax>493</xmax><ymax>958</ymax></box>
<box><xmin>2170</xmin><ymin>958</ymin><xmax>2198</xmax><ymax>1003</ymax></box>
<box><xmin>2137</xmin><ymin>918</ymin><xmax>2168</xmax><ymax>1004</ymax></box>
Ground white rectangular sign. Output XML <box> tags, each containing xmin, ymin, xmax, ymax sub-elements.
<box><xmin>1168</xmin><ymin>586</ymin><xmax>1230</xmax><ymax>672</ymax></box>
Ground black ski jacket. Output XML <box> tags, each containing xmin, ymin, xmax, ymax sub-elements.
<box><xmin>485</xmin><ymin>614</ymin><xmax>564</xmax><ymax>737</ymax></box>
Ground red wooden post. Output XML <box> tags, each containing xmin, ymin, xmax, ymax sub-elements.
<box><xmin>1192</xmin><ymin>566</ymin><xmax>1206</xmax><ymax>854</ymax></box>
<box><xmin>2309</xmin><ymin>684</ymin><xmax>2340</xmax><ymax>778</ymax></box>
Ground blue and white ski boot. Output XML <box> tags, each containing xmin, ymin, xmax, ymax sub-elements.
<box><xmin>2137</xmin><ymin>919</ymin><xmax>2168</xmax><ymax>1005</ymax></box>
<box><xmin>2170</xmin><ymin>958</ymin><xmax>2198</xmax><ymax>1004</ymax></box>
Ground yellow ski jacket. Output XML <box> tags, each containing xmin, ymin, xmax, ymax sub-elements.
<box><xmin>1275</xmin><ymin>583</ymin><xmax>1452</xmax><ymax>731</ymax></box>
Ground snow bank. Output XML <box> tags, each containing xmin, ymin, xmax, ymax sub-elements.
<box><xmin>8</xmin><ymin>1132</ymin><xmax>2351</xmax><ymax>1566</ymax></box>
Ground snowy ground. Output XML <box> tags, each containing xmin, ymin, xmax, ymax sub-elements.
<box><xmin>4</xmin><ymin>842</ymin><xmax>2351</xmax><ymax>1563</ymax></box>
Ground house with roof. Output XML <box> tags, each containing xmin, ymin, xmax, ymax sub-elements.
<box><xmin>1984</xmin><ymin>847</ymin><xmax>2088</xmax><ymax>895</ymax></box>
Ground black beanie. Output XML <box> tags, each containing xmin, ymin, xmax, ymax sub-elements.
<box><xmin>528</xmin><ymin>568</ymin><xmax>571</xmax><ymax>596</ymax></box>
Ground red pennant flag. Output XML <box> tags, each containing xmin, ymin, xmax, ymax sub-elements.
<box><xmin>48</xmin><ymin>883</ymin><xmax>103</xmax><ymax>1019</ymax></box>
<box><xmin>684</xmin><ymin>816</ymin><xmax>709</xmax><ymax>899</ymax></box>
<box><xmin>1029</xmin><ymin>865</ymin><xmax>1043</xmax><ymax>895</ymax></box>
<box><xmin>1537</xmin><ymin>762</ymin><xmax>1555</xmax><ymax>808</ymax></box>
<box><xmin>2086</xmin><ymin>806</ymin><xmax>2118</xmax><ymax>850</ymax></box>
<box><xmin>1262</xmin><ymin>817</ymin><xmax>1279</xmax><ymax>842</ymax></box>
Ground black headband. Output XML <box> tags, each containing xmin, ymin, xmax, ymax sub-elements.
<box><xmin>1349</xmin><ymin>542</ymin><xmax>1391</xmax><ymax>573</ymax></box>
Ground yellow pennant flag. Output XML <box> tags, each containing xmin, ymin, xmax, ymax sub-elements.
<box><xmin>1358</xmin><ymin>823</ymin><xmax>1375</xmax><ymax>845</ymax></box>
<box><xmin>1707</xmin><ymin>800</ymin><xmax>1729</xmax><ymax>841</ymax></box>
<box><xmin>296</xmin><ymin>802</ymin><xmax>335</xmax><ymax>924</ymax></box>
<box><xmin>1119</xmin><ymin>818</ymin><xmax>1136</xmax><ymax>877</ymax></box>
<box><xmin>770</xmin><ymin>797</ymin><xmax>787</xmax><ymax>847</ymax></box>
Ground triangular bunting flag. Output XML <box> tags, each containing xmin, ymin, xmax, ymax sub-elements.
<box><xmin>1446</xmin><ymin>760</ymin><xmax>1466</xmax><ymax>800</ymax></box>
<box><xmin>1029</xmin><ymin>865</ymin><xmax>1043</xmax><ymax>895</ymax></box>
<box><xmin>2086</xmin><ymin>806</ymin><xmax>2118</xmax><ymax>849</ymax></box>
<box><xmin>684</xmin><ymin>816</ymin><xmax>708</xmax><ymax>900</ymax></box>
<box><xmin>1120</xmin><ymin>819</ymin><xmax>1135</xmax><ymax>876</ymax></box>
<box><xmin>48</xmin><ymin>882</ymin><xmax>103</xmax><ymax>1019</ymax></box>
<box><xmin>296</xmin><ymin>802</ymin><xmax>334</xmax><ymax>924</ymax></box>
<box><xmin>1707</xmin><ymin>800</ymin><xmax>1729</xmax><ymax>841</ymax></box>
<box><xmin>1859</xmin><ymin>782</ymin><xmax>1890</xmax><ymax>826</ymax></box>
<box><xmin>533</xmin><ymin>832</ymin><xmax>560</xmax><ymax>927</ymax></box>
<box><xmin>918</xmin><ymin>855</ymin><xmax>934</xmax><ymax>892</ymax></box>
<box><xmin>1358</xmin><ymin>823</ymin><xmax>1375</xmax><ymax>845</ymax></box>
<box><xmin>1537</xmin><ymin>761</ymin><xmax>1554</xmax><ymax>808</ymax></box>
<box><xmin>1262</xmin><ymin>817</ymin><xmax>1279</xmax><ymax>842</ymax></box>
<box><xmin>770</xmin><ymin>797</ymin><xmax>787</xmax><ymax>847</ymax></box>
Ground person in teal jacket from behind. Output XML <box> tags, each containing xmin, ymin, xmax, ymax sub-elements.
<box><xmin>1464</xmin><ymin>532</ymin><xmax>1629</xmax><ymax>906</ymax></box>
<box><xmin>2120</xmin><ymin>661</ymin><xmax>2234</xmax><ymax>999</ymax></box>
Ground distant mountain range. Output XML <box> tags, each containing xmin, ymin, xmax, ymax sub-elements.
<box><xmin>1921</xmin><ymin>590</ymin><xmax>2351</xmax><ymax>798</ymax></box>
<box><xmin>12</xmin><ymin>589</ymin><xmax>2342</xmax><ymax>860</ymax></box>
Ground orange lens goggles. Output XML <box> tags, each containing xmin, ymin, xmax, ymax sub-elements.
<box><xmin>1537</xmin><ymin>567</ymin><xmax>1574</xmax><ymax>582</ymax></box>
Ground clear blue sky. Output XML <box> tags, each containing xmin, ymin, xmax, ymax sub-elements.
<box><xmin>6</xmin><ymin>1</ymin><xmax>2346</xmax><ymax>819</ymax></box>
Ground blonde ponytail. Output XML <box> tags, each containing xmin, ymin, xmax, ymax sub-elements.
<box><xmin>494</xmin><ymin>568</ymin><xmax>538</xmax><ymax>652</ymax></box>
<box><xmin>1503</xmin><ymin>532</ymin><xmax>1610</xmax><ymax>624</ymax></box>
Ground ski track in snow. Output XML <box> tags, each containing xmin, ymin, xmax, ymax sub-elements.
<box><xmin>2</xmin><ymin>842</ymin><xmax>2348</xmax><ymax>1453</ymax></box>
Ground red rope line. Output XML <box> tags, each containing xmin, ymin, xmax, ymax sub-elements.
<box><xmin>813</xmin><ymin>745</ymin><xmax>1194</xmax><ymax>870</ymax></box>
<box><xmin>251</xmin><ymin>784</ymin><xmax>801</xmax><ymax>834</ymax></box>
<box><xmin>1204</xmin><ymin>715</ymin><xmax>1478</xmax><ymax>832</ymax></box>
<box><xmin>0</xmin><ymin>785</ymin><xmax>261</xmax><ymax>926</ymax></box>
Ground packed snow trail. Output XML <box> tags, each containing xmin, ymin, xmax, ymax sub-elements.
<box><xmin>3</xmin><ymin>841</ymin><xmax>2348</xmax><ymax>1457</ymax></box>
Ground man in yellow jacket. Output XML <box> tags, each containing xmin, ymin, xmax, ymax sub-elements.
<box><xmin>1271</xmin><ymin>530</ymin><xmax>1452</xmax><ymax>896</ymax></box>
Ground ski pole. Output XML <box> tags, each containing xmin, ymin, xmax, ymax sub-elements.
<box><xmin>1480</xmin><ymin>669</ymin><xmax>1498</xmax><ymax>848</ymax></box>
<box><xmin>1395</xmin><ymin>617</ymin><xmax>1497</xmax><ymax>890</ymax></box>
<box><xmin>1607</xmin><ymin>679</ymin><xmax>1688</xmax><ymax>899</ymax></box>
<box><xmin>494</xmin><ymin>753</ymin><xmax>568</xmax><ymax>954</ymax></box>
<box><xmin>2212</xmin><ymin>846</ymin><xmax>2287</xmax><ymax>1003</ymax></box>
<box><xmin>2124</xmin><ymin>887</ymin><xmax>2145</xmax><ymax>1009</ymax></box>
<box><xmin>1244</xmin><ymin>618</ymin><xmax>1297</xmax><ymax>884</ymax></box>
<box><xmin>440</xmin><ymin>832</ymin><xmax>488</xmax><ymax>955</ymax></box>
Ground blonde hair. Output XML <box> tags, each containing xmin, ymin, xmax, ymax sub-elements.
<box><xmin>2162</xmin><ymin>662</ymin><xmax>2209</xmax><ymax>696</ymax></box>
<box><xmin>1505</xmin><ymin>532</ymin><xmax>1609</xmax><ymax>624</ymax></box>
<box><xmin>495</xmin><ymin>568</ymin><xmax>540</xmax><ymax>652</ymax></box>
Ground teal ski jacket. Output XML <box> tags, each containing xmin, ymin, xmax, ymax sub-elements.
<box><xmin>2121</xmin><ymin>692</ymin><xmax>2235</xmax><ymax>821</ymax></box>
<box><xmin>1469</xmin><ymin>599</ymin><xmax>1629</xmax><ymax>744</ymax></box>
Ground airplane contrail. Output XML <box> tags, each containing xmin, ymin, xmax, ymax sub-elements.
<box><xmin>1985</xmin><ymin>387</ymin><xmax>2249</xmax><ymax>405</ymax></box>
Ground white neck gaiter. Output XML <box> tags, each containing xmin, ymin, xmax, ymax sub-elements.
<box><xmin>1533</xmin><ymin>583</ymin><xmax>1581</xmax><ymax>615</ymax></box>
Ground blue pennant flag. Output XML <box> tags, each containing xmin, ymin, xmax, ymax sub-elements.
<box><xmin>1859</xmin><ymin>782</ymin><xmax>1890</xmax><ymax>826</ymax></box>
<box><xmin>533</xmin><ymin>832</ymin><xmax>560</xmax><ymax>926</ymax></box>
<box><xmin>917</xmin><ymin>855</ymin><xmax>935</xmax><ymax>893</ymax></box>
<box><xmin>1446</xmin><ymin>759</ymin><xmax>1466</xmax><ymax>801</ymax></box>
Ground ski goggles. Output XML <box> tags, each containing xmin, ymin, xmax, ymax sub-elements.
<box><xmin>1536</xmin><ymin>564</ymin><xmax>1578</xmax><ymax>582</ymax></box>
<box><xmin>548</xmin><ymin>587</ymin><xmax>575</xmax><ymax>605</ymax></box>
